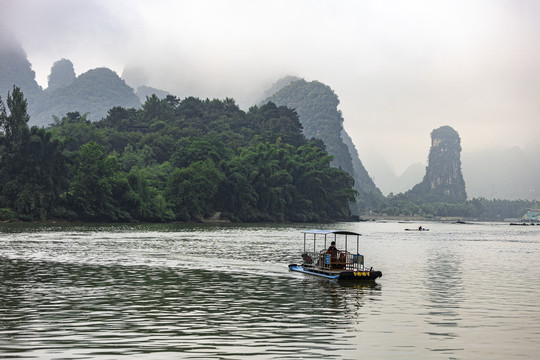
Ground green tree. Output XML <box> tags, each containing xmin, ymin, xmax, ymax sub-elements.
<box><xmin>166</xmin><ymin>159</ymin><xmax>224</xmax><ymax>221</ymax></box>
<box><xmin>0</xmin><ymin>86</ymin><xmax>30</xmax><ymax>154</ymax></box>
<box><xmin>125</xmin><ymin>167</ymin><xmax>174</xmax><ymax>222</ymax></box>
<box><xmin>286</xmin><ymin>143</ymin><xmax>356</xmax><ymax>221</ymax></box>
<box><xmin>171</xmin><ymin>137</ymin><xmax>231</xmax><ymax>169</ymax></box>
<box><xmin>218</xmin><ymin>156</ymin><xmax>260</xmax><ymax>221</ymax></box>
<box><xmin>219</xmin><ymin>142</ymin><xmax>294</xmax><ymax>222</ymax></box>
<box><xmin>0</xmin><ymin>87</ymin><xmax>70</xmax><ymax>219</ymax></box>
<box><xmin>69</xmin><ymin>142</ymin><xmax>128</xmax><ymax>220</ymax></box>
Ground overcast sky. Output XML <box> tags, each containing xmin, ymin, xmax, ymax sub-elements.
<box><xmin>2</xmin><ymin>0</ymin><xmax>539</xmax><ymax>173</ymax></box>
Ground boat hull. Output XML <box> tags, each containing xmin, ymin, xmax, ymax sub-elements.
<box><xmin>289</xmin><ymin>264</ymin><xmax>382</xmax><ymax>281</ymax></box>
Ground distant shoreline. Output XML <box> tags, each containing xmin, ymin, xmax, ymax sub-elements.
<box><xmin>2</xmin><ymin>216</ymin><xmax>537</xmax><ymax>226</ymax></box>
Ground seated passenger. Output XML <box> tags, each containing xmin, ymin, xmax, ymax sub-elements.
<box><xmin>302</xmin><ymin>252</ymin><xmax>313</xmax><ymax>264</ymax></box>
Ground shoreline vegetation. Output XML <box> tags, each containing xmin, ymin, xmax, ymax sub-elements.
<box><xmin>1</xmin><ymin>86</ymin><xmax>538</xmax><ymax>224</ymax></box>
<box><xmin>0</xmin><ymin>87</ymin><xmax>358</xmax><ymax>223</ymax></box>
<box><xmin>1</xmin><ymin>215</ymin><xmax>538</xmax><ymax>226</ymax></box>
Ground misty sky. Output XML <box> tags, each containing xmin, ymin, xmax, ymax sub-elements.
<box><xmin>2</xmin><ymin>0</ymin><xmax>539</xmax><ymax>174</ymax></box>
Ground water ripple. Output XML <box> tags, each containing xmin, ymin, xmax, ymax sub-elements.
<box><xmin>1</xmin><ymin>222</ymin><xmax>539</xmax><ymax>359</ymax></box>
<box><xmin>0</xmin><ymin>254</ymin><xmax>374</xmax><ymax>359</ymax></box>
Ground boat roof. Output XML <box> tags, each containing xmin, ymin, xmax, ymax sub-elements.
<box><xmin>302</xmin><ymin>229</ymin><xmax>361</xmax><ymax>236</ymax></box>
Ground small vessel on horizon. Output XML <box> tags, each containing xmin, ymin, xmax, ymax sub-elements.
<box><xmin>405</xmin><ymin>226</ymin><xmax>429</xmax><ymax>231</ymax></box>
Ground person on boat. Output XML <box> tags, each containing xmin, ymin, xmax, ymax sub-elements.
<box><xmin>326</xmin><ymin>241</ymin><xmax>345</xmax><ymax>269</ymax></box>
<box><xmin>418</xmin><ymin>226</ymin><xmax>423</xmax><ymax>231</ymax></box>
<box><xmin>327</xmin><ymin>241</ymin><xmax>338</xmax><ymax>256</ymax></box>
<box><xmin>302</xmin><ymin>252</ymin><xmax>313</xmax><ymax>264</ymax></box>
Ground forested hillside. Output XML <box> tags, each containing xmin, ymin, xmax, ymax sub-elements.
<box><xmin>0</xmin><ymin>87</ymin><xmax>357</xmax><ymax>222</ymax></box>
<box><xmin>1</xmin><ymin>29</ymin><xmax>537</xmax><ymax>222</ymax></box>
<box><xmin>263</xmin><ymin>79</ymin><xmax>384</xmax><ymax>212</ymax></box>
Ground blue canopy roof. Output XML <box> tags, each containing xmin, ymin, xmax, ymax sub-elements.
<box><xmin>302</xmin><ymin>229</ymin><xmax>361</xmax><ymax>236</ymax></box>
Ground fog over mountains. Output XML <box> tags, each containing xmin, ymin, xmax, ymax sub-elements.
<box><xmin>1</xmin><ymin>26</ymin><xmax>539</xmax><ymax>201</ymax></box>
<box><xmin>3</xmin><ymin>0</ymin><xmax>540</xmax><ymax>180</ymax></box>
<box><xmin>364</xmin><ymin>144</ymin><xmax>540</xmax><ymax>201</ymax></box>
<box><xmin>462</xmin><ymin>144</ymin><xmax>540</xmax><ymax>200</ymax></box>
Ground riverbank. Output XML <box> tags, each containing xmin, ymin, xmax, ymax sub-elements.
<box><xmin>360</xmin><ymin>215</ymin><xmax>472</xmax><ymax>223</ymax></box>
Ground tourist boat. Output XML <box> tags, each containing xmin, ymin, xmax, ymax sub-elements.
<box><xmin>288</xmin><ymin>230</ymin><xmax>382</xmax><ymax>281</ymax></box>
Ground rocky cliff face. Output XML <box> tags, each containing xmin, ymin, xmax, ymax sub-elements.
<box><xmin>0</xmin><ymin>29</ymin><xmax>42</xmax><ymax>107</ymax></box>
<box><xmin>47</xmin><ymin>59</ymin><xmax>76</xmax><ymax>91</ymax></box>
<box><xmin>407</xmin><ymin>125</ymin><xmax>467</xmax><ymax>203</ymax></box>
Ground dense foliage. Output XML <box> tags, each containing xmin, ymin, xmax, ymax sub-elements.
<box><xmin>0</xmin><ymin>87</ymin><xmax>68</xmax><ymax>220</ymax></box>
<box><xmin>0</xmin><ymin>87</ymin><xmax>358</xmax><ymax>222</ymax></box>
<box><xmin>0</xmin><ymin>87</ymin><xmax>535</xmax><ymax>223</ymax></box>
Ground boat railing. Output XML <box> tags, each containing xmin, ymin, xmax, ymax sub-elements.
<box><xmin>300</xmin><ymin>250</ymin><xmax>365</xmax><ymax>272</ymax></box>
<box><xmin>350</xmin><ymin>253</ymin><xmax>364</xmax><ymax>271</ymax></box>
<box><xmin>301</xmin><ymin>252</ymin><xmax>317</xmax><ymax>266</ymax></box>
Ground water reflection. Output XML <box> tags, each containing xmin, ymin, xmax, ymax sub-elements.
<box><xmin>423</xmin><ymin>245</ymin><xmax>464</xmax><ymax>354</ymax></box>
<box><xmin>0</xmin><ymin>255</ymin><xmax>380</xmax><ymax>359</ymax></box>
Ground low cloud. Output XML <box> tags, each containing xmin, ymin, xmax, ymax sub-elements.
<box><xmin>2</xmin><ymin>0</ymin><xmax>539</xmax><ymax>173</ymax></box>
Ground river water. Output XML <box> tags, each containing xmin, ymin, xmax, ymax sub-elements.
<box><xmin>1</xmin><ymin>221</ymin><xmax>539</xmax><ymax>359</ymax></box>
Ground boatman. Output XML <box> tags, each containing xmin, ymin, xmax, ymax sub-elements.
<box><xmin>327</xmin><ymin>241</ymin><xmax>338</xmax><ymax>254</ymax></box>
<box><xmin>327</xmin><ymin>241</ymin><xmax>338</xmax><ymax>263</ymax></box>
<box><xmin>327</xmin><ymin>241</ymin><xmax>346</xmax><ymax>269</ymax></box>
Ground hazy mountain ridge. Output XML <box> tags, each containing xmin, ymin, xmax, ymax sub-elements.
<box><xmin>2</xmin><ymin>30</ymin><xmax>538</xmax><ymax>201</ymax></box>
<box><xmin>0</xmin><ymin>29</ymin><xmax>141</xmax><ymax>127</ymax></box>
<box><xmin>0</xmin><ymin>29</ymin><xmax>42</xmax><ymax>109</ymax></box>
<box><xmin>262</xmin><ymin>78</ymin><xmax>383</xmax><ymax>212</ymax></box>
<box><xmin>366</xmin><ymin>146</ymin><xmax>540</xmax><ymax>201</ymax></box>
<box><xmin>135</xmin><ymin>85</ymin><xmax>170</xmax><ymax>103</ymax></box>
<box><xmin>30</xmin><ymin>68</ymin><xmax>141</xmax><ymax>126</ymax></box>
<box><xmin>263</xmin><ymin>79</ymin><xmax>354</xmax><ymax>174</ymax></box>
<box><xmin>462</xmin><ymin>146</ymin><xmax>540</xmax><ymax>200</ymax></box>
<box><xmin>340</xmin><ymin>129</ymin><xmax>381</xmax><ymax>195</ymax></box>
<box><xmin>259</xmin><ymin>76</ymin><xmax>301</xmax><ymax>103</ymax></box>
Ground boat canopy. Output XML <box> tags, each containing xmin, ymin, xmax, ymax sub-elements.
<box><xmin>302</xmin><ymin>230</ymin><xmax>361</xmax><ymax>236</ymax></box>
<box><xmin>299</xmin><ymin>230</ymin><xmax>365</xmax><ymax>271</ymax></box>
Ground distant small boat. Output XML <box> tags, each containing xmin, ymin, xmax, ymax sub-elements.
<box><xmin>405</xmin><ymin>227</ymin><xmax>429</xmax><ymax>231</ymax></box>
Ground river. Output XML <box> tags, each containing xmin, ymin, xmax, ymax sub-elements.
<box><xmin>1</xmin><ymin>221</ymin><xmax>539</xmax><ymax>359</ymax></box>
